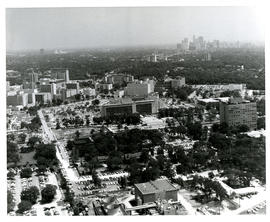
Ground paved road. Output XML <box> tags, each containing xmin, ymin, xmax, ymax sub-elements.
<box><xmin>38</xmin><ymin>110</ymin><xmax>78</xmax><ymax>182</ymax></box>
<box><xmin>177</xmin><ymin>192</ymin><xmax>197</xmax><ymax>215</ymax></box>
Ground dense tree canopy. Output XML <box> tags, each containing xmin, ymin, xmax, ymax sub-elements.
<box><xmin>20</xmin><ymin>186</ymin><xmax>39</xmax><ymax>204</ymax></box>
<box><xmin>41</xmin><ymin>184</ymin><xmax>57</xmax><ymax>203</ymax></box>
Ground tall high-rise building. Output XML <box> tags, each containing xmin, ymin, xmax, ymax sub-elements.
<box><xmin>65</xmin><ymin>69</ymin><xmax>70</xmax><ymax>82</ymax></box>
<box><xmin>50</xmin><ymin>68</ymin><xmax>69</xmax><ymax>82</ymax></box>
<box><xmin>182</xmin><ymin>38</ymin><xmax>189</xmax><ymax>51</ymax></box>
<box><xmin>219</xmin><ymin>97</ymin><xmax>257</xmax><ymax>130</ymax></box>
<box><xmin>29</xmin><ymin>72</ymin><xmax>39</xmax><ymax>83</ymax></box>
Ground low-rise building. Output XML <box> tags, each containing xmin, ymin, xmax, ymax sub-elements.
<box><xmin>134</xmin><ymin>179</ymin><xmax>179</xmax><ymax>204</ymax></box>
<box><xmin>101</xmin><ymin>98</ymin><xmax>159</xmax><ymax>117</ymax></box>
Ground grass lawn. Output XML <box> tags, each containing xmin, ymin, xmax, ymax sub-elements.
<box><xmin>18</xmin><ymin>151</ymin><xmax>37</xmax><ymax>166</ymax></box>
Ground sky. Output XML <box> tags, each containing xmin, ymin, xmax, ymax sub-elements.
<box><xmin>6</xmin><ymin>7</ymin><xmax>265</xmax><ymax>51</ymax></box>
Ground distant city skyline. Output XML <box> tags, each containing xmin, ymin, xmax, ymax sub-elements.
<box><xmin>6</xmin><ymin>7</ymin><xmax>265</xmax><ymax>51</ymax></box>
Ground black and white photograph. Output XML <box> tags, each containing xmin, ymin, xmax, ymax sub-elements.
<box><xmin>3</xmin><ymin>0</ymin><xmax>267</xmax><ymax>217</ymax></box>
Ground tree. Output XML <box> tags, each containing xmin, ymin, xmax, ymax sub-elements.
<box><xmin>7</xmin><ymin>134</ymin><xmax>15</xmax><ymax>142</ymax></box>
<box><xmin>34</xmin><ymin>144</ymin><xmax>58</xmax><ymax>168</ymax></box>
<box><xmin>20</xmin><ymin>168</ymin><xmax>33</xmax><ymax>178</ymax></box>
<box><xmin>56</xmin><ymin>121</ymin><xmax>61</xmax><ymax>129</ymax></box>
<box><xmin>7</xmin><ymin>142</ymin><xmax>20</xmax><ymax>164</ymax></box>
<box><xmin>17</xmin><ymin>200</ymin><xmax>32</xmax><ymax>214</ymax></box>
<box><xmin>107</xmin><ymin>151</ymin><xmax>123</xmax><ymax>171</ymax></box>
<box><xmin>75</xmin><ymin>94</ymin><xmax>82</xmax><ymax>101</ymax></box>
<box><xmin>18</xmin><ymin>133</ymin><xmax>27</xmax><ymax>143</ymax></box>
<box><xmin>86</xmin><ymin>117</ymin><xmax>90</xmax><ymax>126</ymax></box>
<box><xmin>163</xmin><ymin>160</ymin><xmax>175</xmax><ymax>179</ymax></box>
<box><xmin>92</xmin><ymin>170</ymin><xmax>101</xmax><ymax>187</ymax></box>
<box><xmin>20</xmin><ymin>186</ymin><xmax>39</xmax><ymax>204</ymax></box>
<box><xmin>139</xmin><ymin>149</ymin><xmax>150</xmax><ymax>163</ymax></box>
<box><xmin>92</xmin><ymin>99</ymin><xmax>100</xmax><ymax>106</ymax></box>
<box><xmin>7</xmin><ymin>190</ymin><xmax>15</xmax><ymax>213</ymax></box>
<box><xmin>257</xmin><ymin>117</ymin><xmax>265</xmax><ymax>130</ymax></box>
<box><xmin>187</xmin><ymin>122</ymin><xmax>202</xmax><ymax>140</ymax></box>
<box><xmin>237</xmin><ymin>124</ymin><xmax>249</xmax><ymax>133</ymax></box>
<box><xmin>75</xmin><ymin>130</ymin><xmax>80</xmax><ymax>139</ymax></box>
<box><xmin>41</xmin><ymin>184</ymin><xmax>57</xmax><ymax>203</ymax></box>
<box><xmin>220</xmin><ymin>90</ymin><xmax>241</xmax><ymax>98</ymax></box>
<box><xmin>66</xmin><ymin>140</ymin><xmax>74</xmax><ymax>151</ymax></box>
<box><xmin>27</xmin><ymin>136</ymin><xmax>41</xmax><ymax>149</ymax></box>
<box><xmin>128</xmin><ymin>161</ymin><xmax>143</xmax><ymax>185</ymax></box>
<box><xmin>7</xmin><ymin>171</ymin><xmax>15</xmax><ymax>180</ymax></box>
<box><xmin>118</xmin><ymin>176</ymin><xmax>128</xmax><ymax>188</ymax></box>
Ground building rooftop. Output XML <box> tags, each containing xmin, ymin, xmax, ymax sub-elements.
<box><xmin>135</xmin><ymin>179</ymin><xmax>178</xmax><ymax>195</ymax></box>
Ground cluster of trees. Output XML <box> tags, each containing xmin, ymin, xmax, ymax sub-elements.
<box><xmin>34</xmin><ymin>143</ymin><xmax>58</xmax><ymax>171</ymax></box>
<box><xmin>190</xmin><ymin>175</ymin><xmax>228</xmax><ymax>203</ymax></box>
<box><xmin>70</xmin><ymin>129</ymin><xmax>164</xmax><ymax>173</ymax></box>
<box><xmin>7</xmin><ymin>47</ymin><xmax>264</xmax><ymax>89</ymax></box>
<box><xmin>21</xmin><ymin>115</ymin><xmax>42</xmax><ymax>132</ymax></box>
<box><xmin>7</xmin><ymin>141</ymin><xmax>20</xmax><ymax>165</ymax></box>
<box><xmin>158</xmin><ymin>107</ymin><xmax>189</xmax><ymax>119</ymax></box>
<box><xmin>73</xmin><ymin>128</ymin><xmax>163</xmax><ymax>159</ymax></box>
<box><xmin>61</xmin><ymin>115</ymin><xmax>85</xmax><ymax>128</ymax></box>
<box><xmin>93</xmin><ymin>113</ymin><xmax>141</xmax><ymax>126</ymax></box>
<box><xmin>257</xmin><ymin>99</ymin><xmax>265</xmax><ymax>116</ymax></box>
<box><xmin>20</xmin><ymin>168</ymin><xmax>33</xmax><ymax>178</ymax></box>
<box><xmin>127</xmin><ymin>154</ymin><xmax>174</xmax><ymax>185</ymax></box>
<box><xmin>7</xmin><ymin>190</ymin><xmax>15</xmax><ymax>213</ymax></box>
<box><xmin>220</xmin><ymin>90</ymin><xmax>241</xmax><ymax>97</ymax></box>
<box><xmin>208</xmin><ymin>127</ymin><xmax>265</xmax><ymax>184</ymax></box>
<box><xmin>167</xmin><ymin>142</ymin><xmax>218</xmax><ymax>175</ymax></box>
<box><xmin>41</xmin><ymin>184</ymin><xmax>57</xmax><ymax>203</ymax></box>
<box><xmin>92</xmin><ymin>170</ymin><xmax>101</xmax><ymax>187</ymax></box>
<box><xmin>166</xmin><ymin>86</ymin><xmax>195</xmax><ymax>101</ymax></box>
<box><xmin>212</xmin><ymin>122</ymin><xmax>250</xmax><ymax>136</ymax></box>
<box><xmin>17</xmin><ymin>186</ymin><xmax>39</xmax><ymax>214</ymax></box>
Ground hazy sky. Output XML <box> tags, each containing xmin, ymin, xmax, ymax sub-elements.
<box><xmin>6</xmin><ymin>7</ymin><xmax>265</xmax><ymax>51</ymax></box>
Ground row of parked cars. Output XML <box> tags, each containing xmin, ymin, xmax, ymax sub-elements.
<box><xmin>246</xmin><ymin>201</ymin><xmax>266</xmax><ymax>214</ymax></box>
<box><xmin>21</xmin><ymin>177</ymin><xmax>33</xmax><ymax>190</ymax></box>
<box><xmin>44</xmin><ymin>206</ymin><xmax>60</xmax><ymax>216</ymax></box>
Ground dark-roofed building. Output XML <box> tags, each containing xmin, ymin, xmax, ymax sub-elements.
<box><xmin>100</xmin><ymin>98</ymin><xmax>159</xmax><ymax>117</ymax></box>
<box><xmin>134</xmin><ymin>179</ymin><xmax>178</xmax><ymax>204</ymax></box>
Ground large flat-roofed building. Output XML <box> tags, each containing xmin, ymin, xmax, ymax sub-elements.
<box><xmin>95</xmin><ymin>82</ymin><xmax>113</xmax><ymax>91</ymax></box>
<box><xmin>219</xmin><ymin>97</ymin><xmax>257</xmax><ymax>130</ymax></box>
<box><xmin>134</xmin><ymin>179</ymin><xmax>178</xmax><ymax>204</ymax></box>
<box><xmin>66</xmin><ymin>82</ymin><xmax>80</xmax><ymax>94</ymax></box>
<box><xmin>35</xmin><ymin>92</ymin><xmax>52</xmax><ymax>104</ymax></box>
<box><xmin>105</xmin><ymin>73</ymin><xmax>134</xmax><ymax>85</ymax></box>
<box><xmin>40</xmin><ymin>83</ymin><xmax>57</xmax><ymax>96</ymax></box>
<box><xmin>125</xmin><ymin>81</ymin><xmax>153</xmax><ymax>97</ymax></box>
<box><xmin>101</xmin><ymin>98</ymin><xmax>159</xmax><ymax>117</ymax></box>
<box><xmin>164</xmin><ymin>76</ymin><xmax>185</xmax><ymax>89</ymax></box>
<box><xmin>7</xmin><ymin>91</ymin><xmax>28</xmax><ymax>107</ymax></box>
<box><xmin>50</xmin><ymin>68</ymin><xmax>69</xmax><ymax>82</ymax></box>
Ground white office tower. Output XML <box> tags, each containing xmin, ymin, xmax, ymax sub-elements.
<box><xmin>65</xmin><ymin>69</ymin><xmax>70</xmax><ymax>82</ymax></box>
